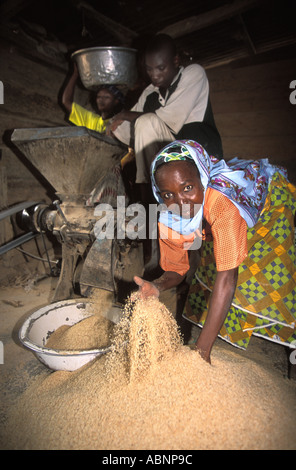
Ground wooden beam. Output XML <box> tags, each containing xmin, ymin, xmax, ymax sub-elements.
<box><xmin>77</xmin><ymin>1</ymin><xmax>138</xmax><ymax>46</ymax></box>
<box><xmin>0</xmin><ymin>0</ymin><xmax>34</xmax><ymax>24</ymax></box>
<box><xmin>199</xmin><ymin>37</ymin><xmax>296</xmax><ymax>69</ymax></box>
<box><xmin>237</xmin><ymin>13</ymin><xmax>257</xmax><ymax>55</ymax></box>
<box><xmin>159</xmin><ymin>0</ymin><xmax>261</xmax><ymax>38</ymax></box>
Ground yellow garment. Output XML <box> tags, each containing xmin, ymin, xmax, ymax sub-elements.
<box><xmin>69</xmin><ymin>102</ymin><xmax>109</xmax><ymax>133</ymax></box>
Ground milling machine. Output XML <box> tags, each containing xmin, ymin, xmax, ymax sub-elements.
<box><xmin>9</xmin><ymin>126</ymin><xmax>144</xmax><ymax>303</ymax></box>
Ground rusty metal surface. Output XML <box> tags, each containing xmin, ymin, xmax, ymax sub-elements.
<box><xmin>11</xmin><ymin>126</ymin><xmax>126</xmax><ymax>198</ymax></box>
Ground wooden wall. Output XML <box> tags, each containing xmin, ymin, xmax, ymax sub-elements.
<box><xmin>0</xmin><ymin>39</ymin><xmax>76</xmax><ymax>280</ymax></box>
<box><xmin>0</xmin><ymin>39</ymin><xmax>89</xmax><ymax>207</ymax></box>
<box><xmin>207</xmin><ymin>55</ymin><xmax>296</xmax><ymax>183</ymax></box>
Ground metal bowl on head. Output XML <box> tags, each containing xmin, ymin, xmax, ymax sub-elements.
<box><xmin>71</xmin><ymin>46</ymin><xmax>138</xmax><ymax>90</ymax></box>
<box><xmin>19</xmin><ymin>298</ymin><xmax>122</xmax><ymax>372</ymax></box>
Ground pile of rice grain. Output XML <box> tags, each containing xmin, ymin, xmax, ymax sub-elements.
<box><xmin>2</xmin><ymin>296</ymin><xmax>296</xmax><ymax>450</ymax></box>
<box><xmin>46</xmin><ymin>289</ymin><xmax>114</xmax><ymax>351</ymax></box>
<box><xmin>45</xmin><ymin>315</ymin><xmax>113</xmax><ymax>350</ymax></box>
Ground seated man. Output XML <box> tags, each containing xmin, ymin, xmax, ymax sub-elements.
<box><xmin>109</xmin><ymin>33</ymin><xmax>223</xmax><ymax>205</ymax></box>
<box><xmin>62</xmin><ymin>62</ymin><xmax>124</xmax><ymax>133</ymax></box>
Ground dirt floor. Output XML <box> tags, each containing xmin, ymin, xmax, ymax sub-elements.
<box><xmin>0</xmin><ymin>273</ymin><xmax>295</xmax><ymax>450</ymax></box>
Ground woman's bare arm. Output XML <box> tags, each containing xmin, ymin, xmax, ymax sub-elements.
<box><xmin>62</xmin><ymin>63</ymin><xmax>79</xmax><ymax>113</ymax></box>
<box><xmin>195</xmin><ymin>267</ymin><xmax>238</xmax><ymax>363</ymax></box>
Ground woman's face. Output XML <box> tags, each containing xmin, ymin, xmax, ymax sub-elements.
<box><xmin>96</xmin><ymin>89</ymin><xmax>118</xmax><ymax>114</ymax></box>
<box><xmin>155</xmin><ymin>161</ymin><xmax>204</xmax><ymax>219</ymax></box>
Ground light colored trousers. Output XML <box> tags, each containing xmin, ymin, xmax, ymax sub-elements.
<box><xmin>114</xmin><ymin>113</ymin><xmax>175</xmax><ymax>184</ymax></box>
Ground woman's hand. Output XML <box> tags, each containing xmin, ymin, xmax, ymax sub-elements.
<box><xmin>132</xmin><ymin>275</ymin><xmax>160</xmax><ymax>300</ymax></box>
<box><xmin>195</xmin><ymin>346</ymin><xmax>211</xmax><ymax>364</ymax></box>
<box><xmin>132</xmin><ymin>271</ymin><xmax>185</xmax><ymax>301</ymax></box>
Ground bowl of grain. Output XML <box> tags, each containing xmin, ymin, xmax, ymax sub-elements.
<box><xmin>19</xmin><ymin>298</ymin><xmax>122</xmax><ymax>372</ymax></box>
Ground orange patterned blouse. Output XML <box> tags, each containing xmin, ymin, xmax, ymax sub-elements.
<box><xmin>158</xmin><ymin>187</ymin><xmax>248</xmax><ymax>275</ymax></box>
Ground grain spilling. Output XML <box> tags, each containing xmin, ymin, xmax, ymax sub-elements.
<box><xmin>105</xmin><ymin>296</ymin><xmax>182</xmax><ymax>382</ymax></box>
<box><xmin>2</xmin><ymin>295</ymin><xmax>296</xmax><ymax>450</ymax></box>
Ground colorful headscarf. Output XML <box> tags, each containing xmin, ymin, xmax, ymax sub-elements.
<box><xmin>151</xmin><ymin>140</ymin><xmax>287</xmax><ymax>236</ymax></box>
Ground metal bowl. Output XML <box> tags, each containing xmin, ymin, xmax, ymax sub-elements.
<box><xmin>19</xmin><ymin>298</ymin><xmax>122</xmax><ymax>371</ymax></box>
<box><xmin>71</xmin><ymin>47</ymin><xmax>138</xmax><ymax>90</ymax></box>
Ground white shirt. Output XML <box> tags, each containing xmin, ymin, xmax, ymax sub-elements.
<box><xmin>132</xmin><ymin>64</ymin><xmax>209</xmax><ymax>135</ymax></box>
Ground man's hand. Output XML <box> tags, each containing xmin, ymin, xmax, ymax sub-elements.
<box><xmin>106</xmin><ymin>113</ymin><xmax>125</xmax><ymax>135</ymax></box>
<box><xmin>106</xmin><ymin>110</ymin><xmax>144</xmax><ymax>136</ymax></box>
